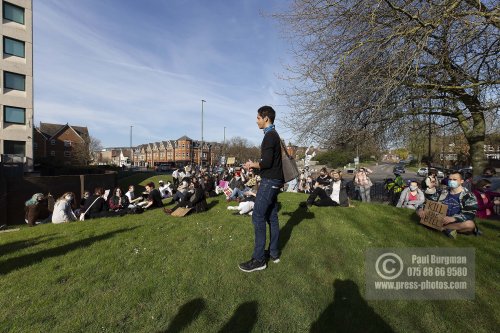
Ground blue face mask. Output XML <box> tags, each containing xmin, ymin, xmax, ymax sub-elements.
<box><xmin>448</xmin><ymin>180</ymin><xmax>459</xmax><ymax>189</ymax></box>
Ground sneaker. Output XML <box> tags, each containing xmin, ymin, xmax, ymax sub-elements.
<box><xmin>443</xmin><ymin>229</ymin><xmax>457</xmax><ymax>239</ymax></box>
<box><xmin>265</xmin><ymin>250</ymin><xmax>280</xmax><ymax>263</ymax></box>
<box><xmin>270</xmin><ymin>255</ymin><xmax>280</xmax><ymax>263</ymax></box>
<box><xmin>238</xmin><ymin>258</ymin><xmax>267</xmax><ymax>272</ymax></box>
<box><xmin>473</xmin><ymin>227</ymin><xmax>482</xmax><ymax>236</ymax></box>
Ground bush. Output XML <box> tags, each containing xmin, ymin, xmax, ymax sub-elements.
<box><xmin>315</xmin><ymin>150</ymin><xmax>356</xmax><ymax>168</ymax></box>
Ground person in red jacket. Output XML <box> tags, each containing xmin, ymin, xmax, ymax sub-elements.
<box><xmin>472</xmin><ymin>179</ymin><xmax>500</xmax><ymax>219</ymax></box>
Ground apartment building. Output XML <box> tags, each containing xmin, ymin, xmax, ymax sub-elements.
<box><xmin>0</xmin><ymin>0</ymin><xmax>33</xmax><ymax>170</ymax></box>
<box><xmin>128</xmin><ymin>136</ymin><xmax>220</xmax><ymax>168</ymax></box>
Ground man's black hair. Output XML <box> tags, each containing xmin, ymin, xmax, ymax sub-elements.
<box><xmin>257</xmin><ymin>105</ymin><xmax>276</xmax><ymax>123</ymax></box>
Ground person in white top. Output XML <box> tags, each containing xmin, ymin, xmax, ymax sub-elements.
<box><xmin>52</xmin><ymin>192</ymin><xmax>77</xmax><ymax>223</ymax></box>
<box><xmin>158</xmin><ymin>180</ymin><xmax>173</xmax><ymax>198</ymax></box>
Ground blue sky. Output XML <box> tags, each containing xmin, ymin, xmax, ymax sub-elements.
<box><xmin>33</xmin><ymin>0</ymin><xmax>295</xmax><ymax>148</ymax></box>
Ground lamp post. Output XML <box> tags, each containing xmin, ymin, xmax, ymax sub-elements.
<box><xmin>130</xmin><ymin>125</ymin><xmax>133</xmax><ymax>167</ymax></box>
<box><xmin>223</xmin><ymin>126</ymin><xmax>226</xmax><ymax>166</ymax></box>
<box><xmin>200</xmin><ymin>99</ymin><xmax>206</xmax><ymax>166</ymax></box>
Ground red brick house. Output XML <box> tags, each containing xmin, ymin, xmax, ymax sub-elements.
<box><xmin>34</xmin><ymin>122</ymin><xmax>90</xmax><ymax>166</ymax></box>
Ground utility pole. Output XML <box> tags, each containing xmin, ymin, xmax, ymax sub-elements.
<box><xmin>130</xmin><ymin>125</ymin><xmax>133</xmax><ymax>167</ymax></box>
<box><xmin>200</xmin><ymin>100</ymin><xmax>206</xmax><ymax>166</ymax></box>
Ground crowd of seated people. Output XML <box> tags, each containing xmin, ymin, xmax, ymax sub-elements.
<box><xmin>20</xmin><ymin>162</ymin><xmax>499</xmax><ymax>236</ymax></box>
<box><xmin>299</xmin><ymin>169</ymin><xmax>350</xmax><ymax>208</ymax></box>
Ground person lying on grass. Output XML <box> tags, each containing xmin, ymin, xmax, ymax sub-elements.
<box><xmin>164</xmin><ymin>177</ymin><xmax>207</xmax><ymax>215</ymax></box>
<box><xmin>416</xmin><ymin>172</ymin><xmax>479</xmax><ymax>239</ymax></box>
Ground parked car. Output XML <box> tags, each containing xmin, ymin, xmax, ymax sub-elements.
<box><xmin>155</xmin><ymin>164</ymin><xmax>172</xmax><ymax>173</ymax></box>
<box><xmin>417</xmin><ymin>167</ymin><xmax>444</xmax><ymax>178</ymax></box>
<box><xmin>345</xmin><ymin>167</ymin><xmax>356</xmax><ymax>174</ymax></box>
<box><xmin>393</xmin><ymin>165</ymin><xmax>405</xmax><ymax>174</ymax></box>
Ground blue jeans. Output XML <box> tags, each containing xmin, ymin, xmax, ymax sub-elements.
<box><xmin>230</xmin><ymin>187</ymin><xmax>249</xmax><ymax>200</ymax></box>
<box><xmin>252</xmin><ymin>178</ymin><xmax>283</xmax><ymax>261</ymax></box>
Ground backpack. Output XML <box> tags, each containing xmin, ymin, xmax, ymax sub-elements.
<box><xmin>421</xmin><ymin>177</ymin><xmax>428</xmax><ymax>190</ymax></box>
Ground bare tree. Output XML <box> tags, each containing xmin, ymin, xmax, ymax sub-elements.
<box><xmin>71</xmin><ymin>135</ymin><xmax>102</xmax><ymax>166</ymax></box>
<box><xmin>225</xmin><ymin>137</ymin><xmax>261</xmax><ymax>164</ymax></box>
<box><xmin>276</xmin><ymin>0</ymin><xmax>499</xmax><ymax>174</ymax></box>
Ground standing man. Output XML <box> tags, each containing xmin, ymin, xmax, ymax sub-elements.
<box><xmin>239</xmin><ymin>106</ymin><xmax>284</xmax><ymax>272</ymax></box>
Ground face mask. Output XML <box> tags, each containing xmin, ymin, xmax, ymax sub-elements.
<box><xmin>448</xmin><ymin>180</ymin><xmax>459</xmax><ymax>189</ymax></box>
<box><xmin>409</xmin><ymin>186</ymin><xmax>417</xmax><ymax>191</ymax></box>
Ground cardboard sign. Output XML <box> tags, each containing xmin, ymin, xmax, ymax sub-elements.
<box><xmin>171</xmin><ymin>207</ymin><xmax>192</xmax><ymax>217</ymax></box>
<box><xmin>227</xmin><ymin>157</ymin><xmax>236</xmax><ymax>165</ymax></box>
<box><xmin>420</xmin><ymin>200</ymin><xmax>447</xmax><ymax>231</ymax></box>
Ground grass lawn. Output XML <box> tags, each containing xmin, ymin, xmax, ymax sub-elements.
<box><xmin>1</xmin><ymin>174</ymin><xmax>499</xmax><ymax>332</ymax></box>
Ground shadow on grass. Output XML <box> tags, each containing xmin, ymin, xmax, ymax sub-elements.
<box><xmin>280</xmin><ymin>206</ymin><xmax>315</xmax><ymax>251</ymax></box>
<box><xmin>0</xmin><ymin>234</ymin><xmax>58</xmax><ymax>257</ymax></box>
<box><xmin>0</xmin><ymin>227</ymin><xmax>140</xmax><ymax>275</ymax></box>
<box><xmin>310</xmin><ymin>279</ymin><xmax>394</xmax><ymax>333</ymax></box>
<box><xmin>481</xmin><ymin>220</ymin><xmax>500</xmax><ymax>232</ymax></box>
<box><xmin>160</xmin><ymin>298</ymin><xmax>206</xmax><ymax>333</ymax></box>
<box><xmin>218</xmin><ymin>301</ymin><xmax>258</xmax><ymax>333</ymax></box>
<box><xmin>206</xmin><ymin>199</ymin><xmax>220</xmax><ymax>212</ymax></box>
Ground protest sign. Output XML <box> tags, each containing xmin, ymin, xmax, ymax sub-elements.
<box><xmin>420</xmin><ymin>200</ymin><xmax>447</xmax><ymax>231</ymax></box>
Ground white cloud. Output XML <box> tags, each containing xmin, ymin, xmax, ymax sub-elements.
<box><xmin>33</xmin><ymin>0</ymin><xmax>294</xmax><ymax>148</ymax></box>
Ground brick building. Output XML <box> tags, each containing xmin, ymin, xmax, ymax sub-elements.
<box><xmin>128</xmin><ymin>135</ymin><xmax>221</xmax><ymax>168</ymax></box>
<box><xmin>34</xmin><ymin>122</ymin><xmax>89</xmax><ymax>166</ymax></box>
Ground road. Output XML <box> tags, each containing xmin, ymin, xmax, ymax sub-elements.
<box><xmin>366</xmin><ymin>163</ymin><xmax>422</xmax><ymax>182</ymax></box>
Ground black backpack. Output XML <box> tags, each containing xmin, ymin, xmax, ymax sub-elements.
<box><xmin>421</xmin><ymin>177</ymin><xmax>428</xmax><ymax>190</ymax></box>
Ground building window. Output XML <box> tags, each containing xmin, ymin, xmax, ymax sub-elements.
<box><xmin>33</xmin><ymin>142</ymin><xmax>38</xmax><ymax>150</ymax></box>
<box><xmin>50</xmin><ymin>139</ymin><xmax>56</xmax><ymax>145</ymax></box>
<box><xmin>64</xmin><ymin>151</ymin><xmax>71</xmax><ymax>157</ymax></box>
<box><xmin>64</xmin><ymin>140</ymin><xmax>72</xmax><ymax>147</ymax></box>
<box><xmin>3</xmin><ymin>36</ymin><xmax>25</xmax><ymax>57</ymax></box>
<box><xmin>4</xmin><ymin>140</ymin><xmax>25</xmax><ymax>156</ymax></box>
<box><xmin>50</xmin><ymin>151</ymin><xmax>55</xmax><ymax>156</ymax></box>
<box><xmin>3</xmin><ymin>106</ymin><xmax>25</xmax><ymax>124</ymax></box>
<box><xmin>3</xmin><ymin>2</ymin><xmax>24</xmax><ymax>24</ymax></box>
<box><xmin>4</xmin><ymin>71</ymin><xmax>25</xmax><ymax>91</ymax></box>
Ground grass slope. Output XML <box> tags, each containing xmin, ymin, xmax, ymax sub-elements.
<box><xmin>1</xmin><ymin>181</ymin><xmax>499</xmax><ymax>332</ymax></box>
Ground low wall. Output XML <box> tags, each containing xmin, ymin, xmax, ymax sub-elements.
<box><xmin>0</xmin><ymin>172</ymin><xmax>117</xmax><ymax>225</ymax></box>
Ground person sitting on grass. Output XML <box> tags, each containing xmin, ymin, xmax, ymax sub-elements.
<box><xmin>300</xmin><ymin>169</ymin><xmax>349</xmax><ymax>207</ymax></box>
<box><xmin>472</xmin><ymin>179</ymin><xmax>500</xmax><ymax>220</ymax></box>
<box><xmin>203</xmin><ymin>174</ymin><xmax>217</xmax><ymax>198</ymax></box>
<box><xmin>168</xmin><ymin>179</ymin><xmax>190</xmax><ymax>204</ymax></box>
<box><xmin>108</xmin><ymin>187</ymin><xmax>130</xmax><ymax>211</ymax></box>
<box><xmin>416</xmin><ymin>172</ymin><xmax>479</xmax><ymax>239</ymax></box>
<box><xmin>164</xmin><ymin>177</ymin><xmax>207</xmax><ymax>215</ymax></box>
<box><xmin>396</xmin><ymin>180</ymin><xmax>425</xmax><ymax>210</ymax></box>
<box><xmin>25</xmin><ymin>193</ymin><xmax>53</xmax><ymax>226</ymax></box>
<box><xmin>227</xmin><ymin>177</ymin><xmax>260</xmax><ymax>215</ymax></box>
<box><xmin>143</xmin><ymin>182</ymin><xmax>163</xmax><ymax>209</ymax></box>
<box><xmin>52</xmin><ymin>192</ymin><xmax>78</xmax><ymax>224</ymax></box>
<box><xmin>158</xmin><ymin>180</ymin><xmax>172</xmax><ymax>199</ymax></box>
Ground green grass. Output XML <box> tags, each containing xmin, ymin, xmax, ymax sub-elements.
<box><xmin>1</xmin><ymin>176</ymin><xmax>499</xmax><ymax>332</ymax></box>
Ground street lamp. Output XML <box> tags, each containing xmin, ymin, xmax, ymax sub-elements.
<box><xmin>130</xmin><ymin>125</ymin><xmax>133</xmax><ymax>167</ymax></box>
<box><xmin>223</xmin><ymin>126</ymin><xmax>226</xmax><ymax>166</ymax></box>
<box><xmin>200</xmin><ymin>99</ymin><xmax>206</xmax><ymax>166</ymax></box>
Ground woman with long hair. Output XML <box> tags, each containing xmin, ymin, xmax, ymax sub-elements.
<box><xmin>52</xmin><ymin>192</ymin><xmax>77</xmax><ymax>223</ymax></box>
